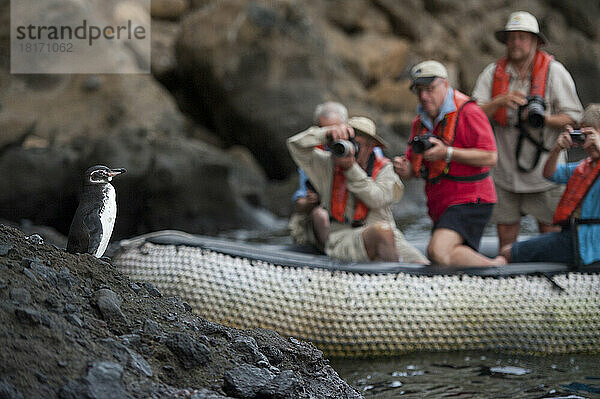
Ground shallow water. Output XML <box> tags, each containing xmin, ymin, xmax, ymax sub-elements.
<box><xmin>331</xmin><ymin>352</ymin><xmax>600</xmax><ymax>399</ymax></box>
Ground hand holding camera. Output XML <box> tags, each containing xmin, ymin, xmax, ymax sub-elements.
<box><xmin>326</xmin><ymin>124</ymin><xmax>359</xmax><ymax>158</ymax></box>
<box><xmin>410</xmin><ymin>134</ymin><xmax>447</xmax><ymax>161</ymax></box>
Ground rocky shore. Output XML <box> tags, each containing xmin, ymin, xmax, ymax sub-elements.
<box><xmin>0</xmin><ymin>224</ymin><xmax>362</xmax><ymax>398</ymax></box>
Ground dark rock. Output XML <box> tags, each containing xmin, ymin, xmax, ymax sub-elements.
<box><xmin>94</xmin><ymin>289</ymin><xmax>128</xmax><ymax>326</ymax></box>
<box><xmin>57</xmin><ymin>268</ymin><xmax>75</xmax><ymax>291</ymax></box>
<box><xmin>119</xmin><ymin>334</ymin><xmax>141</xmax><ymax>346</ymax></box>
<box><xmin>0</xmin><ymin>278</ymin><xmax>7</xmax><ymax>289</ymax></box>
<box><xmin>22</xmin><ymin>268</ymin><xmax>38</xmax><ymax>283</ymax></box>
<box><xmin>58</xmin><ymin>380</ymin><xmax>88</xmax><ymax>399</ymax></box>
<box><xmin>128</xmin><ymin>282</ymin><xmax>142</xmax><ymax>294</ymax></box>
<box><xmin>258</xmin><ymin>370</ymin><xmax>302</xmax><ymax>399</ymax></box>
<box><xmin>232</xmin><ymin>336</ymin><xmax>270</xmax><ymax>366</ymax></box>
<box><xmin>260</xmin><ymin>346</ymin><xmax>284</xmax><ymax>366</ymax></box>
<box><xmin>142</xmin><ymin>282</ymin><xmax>162</xmax><ymax>297</ymax></box>
<box><xmin>0</xmin><ymin>380</ymin><xmax>24</xmax><ymax>399</ymax></box>
<box><xmin>44</xmin><ymin>295</ymin><xmax>62</xmax><ymax>312</ymax></box>
<box><xmin>222</xmin><ymin>364</ymin><xmax>274</xmax><ymax>399</ymax></box>
<box><xmin>165</xmin><ymin>332</ymin><xmax>211</xmax><ymax>369</ymax></box>
<box><xmin>182</xmin><ymin>302</ymin><xmax>192</xmax><ymax>312</ymax></box>
<box><xmin>64</xmin><ymin>303</ymin><xmax>78</xmax><ymax>314</ymax></box>
<box><xmin>66</xmin><ymin>314</ymin><xmax>84</xmax><ymax>328</ymax></box>
<box><xmin>9</xmin><ymin>288</ymin><xmax>31</xmax><ymax>304</ymax></box>
<box><xmin>0</xmin><ymin>243</ymin><xmax>13</xmax><ymax>256</ymax></box>
<box><xmin>34</xmin><ymin>371</ymin><xmax>48</xmax><ymax>383</ymax></box>
<box><xmin>127</xmin><ymin>348</ymin><xmax>153</xmax><ymax>377</ymax></box>
<box><xmin>190</xmin><ymin>388</ymin><xmax>232</xmax><ymax>399</ymax></box>
<box><xmin>14</xmin><ymin>307</ymin><xmax>42</xmax><ymax>325</ymax></box>
<box><xmin>144</xmin><ymin>319</ymin><xmax>161</xmax><ymax>337</ymax></box>
<box><xmin>85</xmin><ymin>361</ymin><xmax>128</xmax><ymax>399</ymax></box>
<box><xmin>30</xmin><ymin>261</ymin><xmax>58</xmax><ymax>286</ymax></box>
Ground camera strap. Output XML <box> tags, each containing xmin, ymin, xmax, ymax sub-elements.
<box><xmin>515</xmin><ymin>123</ymin><xmax>550</xmax><ymax>173</ymax></box>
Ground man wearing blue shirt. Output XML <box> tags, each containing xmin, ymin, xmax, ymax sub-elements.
<box><xmin>501</xmin><ymin>104</ymin><xmax>600</xmax><ymax>266</ymax></box>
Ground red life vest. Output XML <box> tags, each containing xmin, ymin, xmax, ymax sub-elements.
<box><xmin>492</xmin><ymin>50</ymin><xmax>553</xmax><ymax>126</ymax></box>
<box><xmin>553</xmin><ymin>158</ymin><xmax>600</xmax><ymax>225</ymax></box>
<box><xmin>330</xmin><ymin>153</ymin><xmax>390</xmax><ymax>225</ymax></box>
<box><xmin>410</xmin><ymin>90</ymin><xmax>472</xmax><ymax>183</ymax></box>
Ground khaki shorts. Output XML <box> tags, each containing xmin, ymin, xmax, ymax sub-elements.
<box><xmin>325</xmin><ymin>223</ymin><xmax>428</xmax><ymax>263</ymax></box>
<box><xmin>288</xmin><ymin>212</ymin><xmax>316</xmax><ymax>246</ymax></box>
<box><xmin>491</xmin><ymin>185</ymin><xmax>564</xmax><ymax>225</ymax></box>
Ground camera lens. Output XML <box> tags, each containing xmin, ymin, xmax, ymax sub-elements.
<box><xmin>330</xmin><ymin>140</ymin><xmax>356</xmax><ymax>157</ymax></box>
<box><xmin>526</xmin><ymin>96</ymin><xmax>546</xmax><ymax>129</ymax></box>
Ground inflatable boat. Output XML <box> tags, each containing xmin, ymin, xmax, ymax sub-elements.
<box><xmin>112</xmin><ymin>230</ymin><xmax>600</xmax><ymax>357</ymax></box>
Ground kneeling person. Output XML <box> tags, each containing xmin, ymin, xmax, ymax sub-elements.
<box><xmin>287</xmin><ymin>116</ymin><xmax>428</xmax><ymax>263</ymax></box>
<box><xmin>501</xmin><ymin>104</ymin><xmax>600</xmax><ymax>266</ymax></box>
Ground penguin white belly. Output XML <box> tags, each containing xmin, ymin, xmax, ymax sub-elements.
<box><xmin>96</xmin><ymin>184</ymin><xmax>117</xmax><ymax>258</ymax></box>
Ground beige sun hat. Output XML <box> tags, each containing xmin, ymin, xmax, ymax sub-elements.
<box><xmin>495</xmin><ymin>11</ymin><xmax>547</xmax><ymax>45</ymax></box>
<box><xmin>348</xmin><ymin>116</ymin><xmax>388</xmax><ymax>148</ymax></box>
<box><xmin>409</xmin><ymin>60</ymin><xmax>448</xmax><ymax>89</ymax></box>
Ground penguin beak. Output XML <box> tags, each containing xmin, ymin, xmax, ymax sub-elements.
<box><xmin>108</xmin><ymin>168</ymin><xmax>126</xmax><ymax>177</ymax></box>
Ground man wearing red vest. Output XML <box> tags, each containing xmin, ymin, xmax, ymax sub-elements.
<box><xmin>287</xmin><ymin>116</ymin><xmax>428</xmax><ymax>263</ymax></box>
<box><xmin>472</xmin><ymin>11</ymin><xmax>583</xmax><ymax>249</ymax></box>
<box><xmin>394</xmin><ymin>60</ymin><xmax>505</xmax><ymax>267</ymax></box>
<box><xmin>500</xmin><ymin>104</ymin><xmax>600</xmax><ymax>266</ymax></box>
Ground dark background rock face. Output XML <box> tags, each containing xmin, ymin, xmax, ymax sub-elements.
<box><xmin>1</xmin><ymin>0</ymin><xmax>600</xmax><ymax>238</ymax></box>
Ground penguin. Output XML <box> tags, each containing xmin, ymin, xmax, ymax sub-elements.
<box><xmin>67</xmin><ymin>165</ymin><xmax>126</xmax><ymax>258</ymax></box>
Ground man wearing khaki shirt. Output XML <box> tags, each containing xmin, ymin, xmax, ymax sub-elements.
<box><xmin>287</xmin><ymin>116</ymin><xmax>428</xmax><ymax>263</ymax></box>
<box><xmin>472</xmin><ymin>11</ymin><xmax>583</xmax><ymax>248</ymax></box>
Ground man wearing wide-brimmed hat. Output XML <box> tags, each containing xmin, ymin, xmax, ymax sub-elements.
<box><xmin>472</xmin><ymin>11</ymin><xmax>583</xmax><ymax>249</ymax></box>
<box><xmin>287</xmin><ymin>115</ymin><xmax>428</xmax><ymax>264</ymax></box>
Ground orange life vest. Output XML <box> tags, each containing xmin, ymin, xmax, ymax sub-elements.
<box><xmin>553</xmin><ymin>158</ymin><xmax>600</xmax><ymax>225</ymax></box>
<box><xmin>330</xmin><ymin>153</ymin><xmax>389</xmax><ymax>225</ymax></box>
<box><xmin>410</xmin><ymin>90</ymin><xmax>472</xmax><ymax>183</ymax></box>
<box><xmin>492</xmin><ymin>50</ymin><xmax>553</xmax><ymax>126</ymax></box>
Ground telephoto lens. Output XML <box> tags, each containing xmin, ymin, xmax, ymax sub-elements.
<box><xmin>330</xmin><ymin>140</ymin><xmax>359</xmax><ymax>157</ymax></box>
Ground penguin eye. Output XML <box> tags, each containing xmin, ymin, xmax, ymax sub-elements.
<box><xmin>90</xmin><ymin>170</ymin><xmax>108</xmax><ymax>182</ymax></box>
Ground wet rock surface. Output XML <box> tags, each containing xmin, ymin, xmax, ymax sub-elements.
<box><xmin>0</xmin><ymin>224</ymin><xmax>362</xmax><ymax>398</ymax></box>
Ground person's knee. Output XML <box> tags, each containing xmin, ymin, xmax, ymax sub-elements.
<box><xmin>427</xmin><ymin>241</ymin><xmax>451</xmax><ymax>265</ymax></box>
<box><xmin>311</xmin><ymin>207</ymin><xmax>329</xmax><ymax>227</ymax></box>
<box><xmin>363</xmin><ymin>223</ymin><xmax>396</xmax><ymax>260</ymax></box>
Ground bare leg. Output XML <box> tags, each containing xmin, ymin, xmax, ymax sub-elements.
<box><xmin>428</xmin><ymin>228</ymin><xmax>506</xmax><ymax>267</ymax></box>
<box><xmin>310</xmin><ymin>206</ymin><xmax>330</xmax><ymax>248</ymax></box>
<box><xmin>362</xmin><ymin>223</ymin><xmax>397</xmax><ymax>261</ymax></box>
<box><xmin>497</xmin><ymin>222</ymin><xmax>520</xmax><ymax>249</ymax></box>
<box><xmin>499</xmin><ymin>244</ymin><xmax>513</xmax><ymax>262</ymax></box>
<box><xmin>538</xmin><ymin>221</ymin><xmax>560</xmax><ymax>234</ymax></box>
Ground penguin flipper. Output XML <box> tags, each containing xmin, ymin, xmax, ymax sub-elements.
<box><xmin>67</xmin><ymin>212</ymin><xmax>90</xmax><ymax>254</ymax></box>
<box><xmin>85</xmin><ymin>212</ymin><xmax>103</xmax><ymax>256</ymax></box>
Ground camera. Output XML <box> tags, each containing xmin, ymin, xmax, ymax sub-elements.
<box><xmin>330</xmin><ymin>139</ymin><xmax>360</xmax><ymax>157</ymax></box>
<box><xmin>410</xmin><ymin>133</ymin><xmax>435</xmax><ymax>154</ymax></box>
<box><xmin>569</xmin><ymin>130</ymin><xmax>586</xmax><ymax>144</ymax></box>
<box><xmin>521</xmin><ymin>95</ymin><xmax>546</xmax><ymax>129</ymax></box>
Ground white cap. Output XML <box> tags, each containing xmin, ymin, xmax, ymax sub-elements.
<box><xmin>495</xmin><ymin>11</ymin><xmax>547</xmax><ymax>45</ymax></box>
<box><xmin>409</xmin><ymin>60</ymin><xmax>448</xmax><ymax>89</ymax></box>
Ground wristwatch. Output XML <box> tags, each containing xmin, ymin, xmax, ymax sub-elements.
<box><xmin>445</xmin><ymin>146</ymin><xmax>454</xmax><ymax>163</ymax></box>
